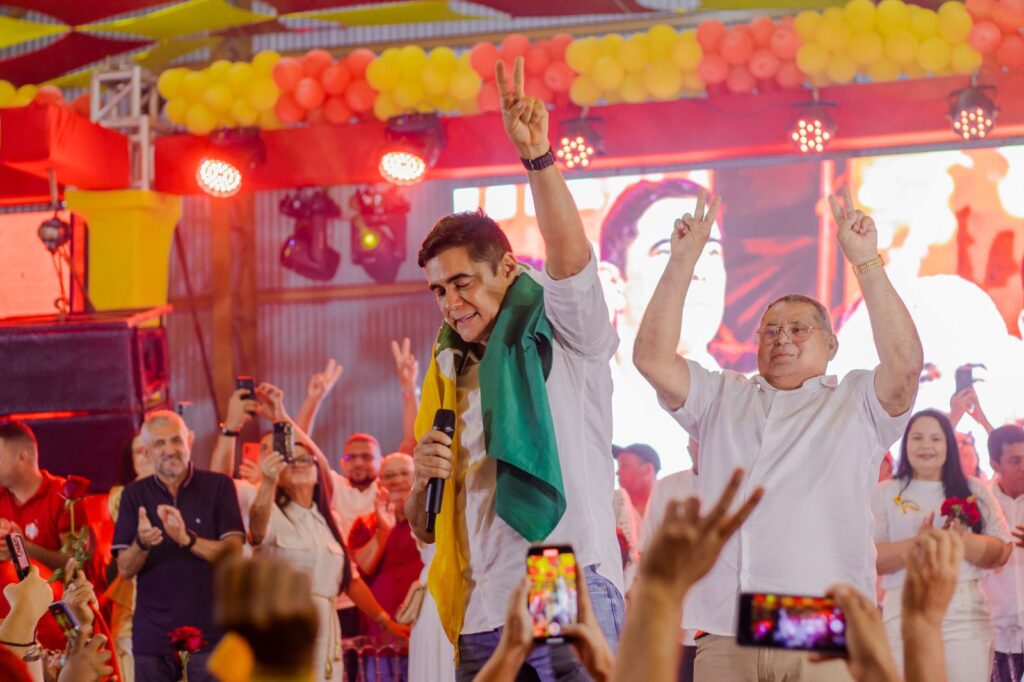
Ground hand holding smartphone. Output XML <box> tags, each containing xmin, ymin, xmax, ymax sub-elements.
<box><xmin>6</xmin><ymin>531</ymin><xmax>32</xmax><ymax>581</ymax></box>
<box><xmin>48</xmin><ymin>600</ymin><xmax>80</xmax><ymax>639</ymax></box>
<box><xmin>737</xmin><ymin>592</ymin><xmax>847</xmax><ymax>653</ymax></box>
<box><xmin>272</xmin><ymin>421</ymin><xmax>295</xmax><ymax>464</ymax></box>
<box><xmin>526</xmin><ymin>544</ymin><xmax>579</xmax><ymax>644</ymax></box>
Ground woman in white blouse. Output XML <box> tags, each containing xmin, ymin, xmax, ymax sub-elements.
<box><xmin>872</xmin><ymin>408</ymin><xmax>1012</xmax><ymax>680</ymax></box>
<box><xmin>250</xmin><ymin>435</ymin><xmax>409</xmax><ymax>682</ymax></box>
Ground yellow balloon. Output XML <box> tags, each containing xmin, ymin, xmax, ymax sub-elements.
<box><xmin>566</xmin><ymin>38</ymin><xmax>601</xmax><ymax>74</ymax></box>
<box><xmin>917</xmin><ymin>36</ymin><xmax>952</xmax><ymax>71</ymax></box>
<box><xmin>226</xmin><ymin>62</ymin><xmax>255</xmax><ymax>95</ymax></box>
<box><xmin>569</xmin><ymin>75</ymin><xmax>602</xmax><ymax>106</ymax></box>
<box><xmin>618</xmin><ymin>34</ymin><xmax>650</xmax><ymax>72</ymax></box>
<box><xmin>427</xmin><ymin>46</ymin><xmax>459</xmax><ymax>74</ymax></box>
<box><xmin>823</xmin><ymin>7</ymin><xmax>845</xmax><ymax>22</ymax></box>
<box><xmin>208</xmin><ymin>59</ymin><xmax>232</xmax><ymax>81</ymax></box>
<box><xmin>457</xmin><ymin>96</ymin><xmax>480</xmax><ymax>116</ymax></box>
<box><xmin>646</xmin><ymin>24</ymin><xmax>678</xmax><ymax>59</ymax></box>
<box><xmin>366</xmin><ymin>57</ymin><xmax>400</xmax><ymax>92</ymax></box>
<box><xmin>373</xmin><ymin>92</ymin><xmax>400</xmax><ymax>121</ymax></box>
<box><xmin>258</xmin><ymin>108</ymin><xmax>283</xmax><ymax>130</ymax></box>
<box><xmin>185</xmin><ymin>103</ymin><xmax>216</xmax><ymax>136</ymax></box>
<box><xmin>876</xmin><ymin>0</ymin><xmax>911</xmax><ymax>35</ymax></box>
<box><xmin>12</xmin><ymin>84</ymin><xmax>38</xmax><ymax>106</ymax></box>
<box><xmin>231</xmin><ymin>98</ymin><xmax>259</xmax><ymax>126</ymax></box>
<box><xmin>600</xmin><ymin>33</ymin><xmax>625</xmax><ymax>57</ymax></box>
<box><xmin>0</xmin><ymin>80</ymin><xmax>15</xmax><ymax>106</ymax></box>
<box><xmin>619</xmin><ymin>72</ymin><xmax>648</xmax><ymax>103</ymax></box>
<box><xmin>815</xmin><ymin>18</ymin><xmax>852</xmax><ymax>52</ymax></box>
<box><xmin>868</xmin><ymin>57</ymin><xmax>902</xmax><ymax>80</ymax></box>
<box><xmin>909</xmin><ymin>8</ymin><xmax>939</xmax><ymax>39</ymax></box>
<box><xmin>428</xmin><ymin>92</ymin><xmax>458</xmax><ymax>113</ymax></box>
<box><xmin>603</xmin><ymin>87</ymin><xmax>623</xmax><ymax>105</ymax></box>
<box><xmin>903</xmin><ymin>61</ymin><xmax>926</xmax><ymax>78</ymax></box>
<box><xmin>795</xmin><ymin>10</ymin><xmax>822</xmax><ymax>40</ymax></box>
<box><xmin>643</xmin><ymin>60</ymin><xmax>683</xmax><ymax>100</ymax></box>
<box><xmin>796</xmin><ymin>43</ymin><xmax>830</xmax><ymax>75</ymax></box>
<box><xmin>252</xmin><ymin>50</ymin><xmax>281</xmax><ymax>75</ymax></box>
<box><xmin>398</xmin><ymin>45</ymin><xmax>427</xmax><ymax>80</ymax></box>
<box><xmin>843</xmin><ymin>0</ymin><xmax>877</xmax><ymax>33</ymax></box>
<box><xmin>592</xmin><ymin>56</ymin><xmax>625</xmax><ymax>90</ymax></box>
<box><xmin>157</xmin><ymin>68</ymin><xmax>186</xmax><ymax>99</ymax></box>
<box><xmin>937</xmin><ymin>4</ymin><xmax>972</xmax><ymax>44</ymax></box>
<box><xmin>203</xmin><ymin>83</ymin><xmax>232</xmax><ymax>113</ymax></box>
<box><xmin>885</xmin><ymin>31</ymin><xmax>919</xmax><ymax>64</ymax></box>
<box><xmin>247</xmin><ymin>78</ymin><xmax>279</xmax><ymax>112</ymax></box>
<box><xmin>448</xmin><ymin>67</ymin><xmax>481</xmax><ymax>101</ymax></box>
<box><xmin>164</xmin><ymin>97</ymin><xmax>188</xmax><ymax>124</ymax></box>
<box><xmin>180</xmin><ymin>71</ymin><xmax>209</xmax><ymax>101</ymax></box>
<box><xmin>849</xmin><ymin>32</ymin><xmax>884</xmax><ymax>65</ymax></box>
<box><xmin>826</xmin><ymin>53</ymin><xmax>858</xmax><ymax>83</ymax></box>
<box><xmin>950</xmin><ymin>43</ymin><xmax>983</xmax><ymax>73</ymax></box>
<box><xmin>422</xmin><ymin>64</ymin><xmax>451</xmax><ymax>96</ymax></box>
<box><xmin>681</xmin><ymin>70</ymin><xmax>704</xmax><ymax>94</ymax></box>
<box><xmin>393</xmin><ymin>79</ymin><xmax>426</xmax><ymax>109</ymax></box>
<box><xmin>671</xmin><ymin>37</ymin><xmax>703</xmax><ymax>71</ymax></box>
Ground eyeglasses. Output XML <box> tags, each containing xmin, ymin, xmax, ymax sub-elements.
<box><xmin>343</xmin><ymin>453</ymin><xmax>375</xmax><ymax>462</ymax></box>
<box><xmin>755</xmin><ymin>323</ymin><xmax>822</xmax><ymax>345</ymax></box>
<box><xmin>288</xmin><ymin>456</ymin><xmax>315</xmax><ymax>467</ymax></box>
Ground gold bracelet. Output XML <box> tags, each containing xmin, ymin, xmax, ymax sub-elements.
<box><xmin>855</xmin><ymin>254</ymin><xmax>884</xmax><ymax>275</ymax></box>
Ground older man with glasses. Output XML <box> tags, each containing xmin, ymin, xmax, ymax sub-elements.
<box><xmin>633</xmin><ymin>187</ymin><xmax>923</xmax><ymax>682</ymax></box>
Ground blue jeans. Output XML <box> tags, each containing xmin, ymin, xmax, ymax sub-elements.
<box><xmin>455</xmin><ymin>566</ymin><xmax>625</xmax><ymax>682</ymax></box>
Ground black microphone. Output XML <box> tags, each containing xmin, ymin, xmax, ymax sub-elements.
<box><xmin>425</xmin><ymin>409</ymin><xmax>456</xmax><ymax>533</ymax></box>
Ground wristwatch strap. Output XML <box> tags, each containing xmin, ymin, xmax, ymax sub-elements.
<box><xmin>521</xmin><ymin>147</ymin><xmax>555</xmax><ymax>172</ymax></box>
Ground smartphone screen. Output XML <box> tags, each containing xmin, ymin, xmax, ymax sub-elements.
<box><xmin>954</xmin><ymin>366</ymin><xmax>974</xmax><ymax>393</ymax></box>
<box><xmin>6</xmin><ymin>532</ymin><xmax>31</xmax><ymax>581</ymax></box>
<box><xmin>48</xmin><ymin>601</ymin><xmax>79</xmax><ymax>639</ymax></box>
<box><xmin>241</xmin><ymin>442</ymin><xmax>260</xmax><ymax>464</ymax></box>
<box><xmin>235</xmin><ymin>376</ymin><xmax>256</xmax><ymax>401</ymax></box>
<box><xmin>526</xmin><ymin>544</ymin><xmax>578</xmax><ymax>644</ymax></box>
<box><xmin>737</xmin><ymin>593</ymin><xmax>847</xmax><ymax>653</ymax></box>
<box><xmin>272</xmin><ymin>421</ymin><xmax>294</xmax><ymax>463</ymax></box>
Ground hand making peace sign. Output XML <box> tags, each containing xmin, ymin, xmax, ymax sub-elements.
<box><xmin>495</xmin><ymin>57</ymin><xmax>549</xmax><ymax>160</ymax></box>
<box><xmin>670</xmin><ymin>187</ymin><xmax>721</xmax><ymax>264</ymax></box>
<box><xmin>829</xmin><ymin>186</ymin><xmax>879</xmax><ymax>266</ymax></box>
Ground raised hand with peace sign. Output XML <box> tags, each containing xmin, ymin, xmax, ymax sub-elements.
<box><xmin>671</xmin><ymin>187</ymin><xmax>721</xmax><ymax>265</ymax></box>
<box><xmin>495</xmin><ymin>57</ymin><xmax>549</xmax><ymax>160</ymax></box>
<box><xmin>828</xmin><ymin>186</ymin><xmax>879</xmax><ymax>267</ymax></box>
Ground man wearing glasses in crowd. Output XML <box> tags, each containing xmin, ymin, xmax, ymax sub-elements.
<box><xmin>633</xmin><ymin>187</ymin><xmax>923</xmax><ymax>681</ymax></box>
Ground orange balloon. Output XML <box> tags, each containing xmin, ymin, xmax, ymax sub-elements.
<box><xmin>294</xmin><ymin>77</ymin><xmax>326</xmax><ymax>110</ymax></box>
<box><xmin>345</xmin><ymin>48</ymin><xmax>376</xmax><ymax>79</ymax></box>
<box><xmin>344</xmin><ymin>79</ymin><xmax>376</xmax><ymax>113</ymax></box>
<box><xmin>321</xmin><ymin>63</ymin><xmax>351</xmax><ymax>96</ymax></box>
<box><xmin>323</xmin><ymin>96</ymin><xmax>353</xmax><ymax>124</ymax></box>
<box><xmin>478</xmin><ymin>79</ymin><xmax>502</xmax><ymax>112</ymax></box>
<box><xmin>469</xmin><ymin>42</ymin><xmax>501</xmax><ymax>78</ymax></box>
<box><xmin>274</xmin><ymin>92</ymin><xmax>305</xmax><ymax>123</ymax></box>
<box><xmin>303</xmin><ymin>49</ymin><xmax>334</xmax><ymax>78</ymax></box>
<box><xmin>272</xmin><ymin>58</ymin><xmax>303</xmax><ymax>92</ymax></box>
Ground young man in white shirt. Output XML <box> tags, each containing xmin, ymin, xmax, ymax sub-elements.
<box><xmin>406</xmin><ymin>58</ymin><xmax>623</xmax><ymax>681</ymax></box>
<box><xmin>633</xmin><ymin>187</ymin><xmax>922</xmax><ymax>681</ymax></box>
<box><xmin>983</xmin><ymin>424</ymin><xmax>1024</xmax><ymax>682</ymax></box>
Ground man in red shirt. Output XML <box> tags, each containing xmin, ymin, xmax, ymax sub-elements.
<box><xmin>0</xmin><ymin>421</ymin><xmax>87</xmax><ymax>648</ymax></box>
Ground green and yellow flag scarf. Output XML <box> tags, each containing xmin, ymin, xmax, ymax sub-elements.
<box><xmin>415</xmin><ymin>272</ymin><xmax>566</xmax><ymax>644</ymax></box>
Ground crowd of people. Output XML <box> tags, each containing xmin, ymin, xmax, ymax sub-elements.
<box><xmin>0</xmin><ymin>56</ymin><xmax>1023</xmax><ymax>682</ymax></box>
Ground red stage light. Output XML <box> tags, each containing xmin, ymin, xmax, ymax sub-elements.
<box><xmin>196</xmin><ymin>158</ymin><xmax>242</xmax><ymax>198</ymax></box>
<box><xmin>378</xmin><ymin>114</ymin><xmax>445</xmax><ymax>186</ymax></box>
<box><xmin>194</xmin><ymin>128</ymin><xmax>265</xmax><ymax>198</ymax></box>
<box><xmin>949</xmin><ymin>83</ymin><xmax>997</xmax><ymax>142</ymax></box>
<box><xmin>789</xmin><ymin>101</ymin><xmax>837</xmax><ymax>154</ymax></box>
<box><xmin>379</xmin><ymin>149</ymin><xmax>428</xmax><ymax>186</ymax></box>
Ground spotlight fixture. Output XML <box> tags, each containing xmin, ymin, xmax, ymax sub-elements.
<box><xmin>350</xmin><ymin>185</ymin><xmax>409</xmax><ymax>284</ymax></box>
<box><xmin>279</xmin><ymin>188</ymin><xmax>342</xmax><ymax>281</ymax></box>
<box><xmin>196</xmin><ymin>128</ymin><xmax>266</xmax><ymax>198</ymax></box>
<box><xmin>789</xmin><ymin>99</ymin><xmax>837</xmax><ymax>154</ymax></box>
<box><xmin>378</xmin><ymin>113</ymin><xmax>446</xmax><ymax>186</ymax></box>
<box><xmin>556</xmin><ymin>118</ymin><xmax>604</xmax><ymax>169</ymax></box>
<box><xmin>37</xmin><ymin>212</ymin><xmax>71</xmax><ymax>252</ymax></box>
<box><xmin>949</xmin><ymin>81</ymin><xmax>997</xmax><ymax>141</ymax></box>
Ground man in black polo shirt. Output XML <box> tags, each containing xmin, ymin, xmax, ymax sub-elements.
<box><xmin>112</xmin><ymin>410</ymin><xmax>244</xmax><ymax>682</ymax></box>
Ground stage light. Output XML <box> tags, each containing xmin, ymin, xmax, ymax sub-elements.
<box><xmin>378</xmin><ymin>113</ymin><xmax>445</xmax><ymax>186</ymax></box>
<box><xmin>789</xmin><ymin>100</ymin><xmax>837</xmax><ymax>154</ymax></box>
<box><xmin>37</xmin><ymin>212</ymin><xmax>71</xmax><ymax>253</ymax></box>
<box><xmin>949</xmin><ymin>82</ymin><xmax>997</xmax><ymax>141</ymax></box>
<box><xmin>196</xmin><ymin>128</ymin><xmax>265</xmax><ymax>198</ymax></box>
<box><xmin>351</xmin><ymin>185</ymin><xmax>409</xmax><ymax>284</ymax></box>
<box><xmin>556</xmin><ymin>118</ymin><xmax>604</xmax><ymax>169</ymax></box>
<box><xmin>279</xmin><ymin>188</ymin><xmax>342</xmax><ymax>281</ymax></box>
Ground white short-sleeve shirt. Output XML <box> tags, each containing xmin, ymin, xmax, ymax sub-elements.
<box><xmin>979</xmin><ymin>478</ymin><xmax>1024</xmax><ymax>653</ymax></box>
<box><xmin>662</xmin><ymin>359</ymin><xmax>910</xmax><ymax>636</ymax></box>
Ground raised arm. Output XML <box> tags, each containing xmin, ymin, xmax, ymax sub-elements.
<box><xmin>209</xmin><ymin>389</ymin><xmax>257</xmax><ymax>477</ymax></box>
<box><xmin>248</xmin><ymin>451</ymin><xmax>284</xmax><ymax>547</ymax></box>
<box><xmin>295</xmin><ymin>359</ymin><xmax>343</xmax><ymax>435</ymax></box>
<box><xmin>496</xmin><ymin>58</ymin><xmax>588</xmax><ymax>280</ymax></box>
<box><xmin>830</xmin><ymin>187</ymin><xmax>922</xmax><ymax>417</ymax></box>
<box><xmin>391</xmin><ymin>339</ymin><xmax>420</xmax><ymax>455</ymax></box>
<box><xmin>632</xmin><ymin>191</ymin><xmax>720</xmax><ymax>411</ymax></box>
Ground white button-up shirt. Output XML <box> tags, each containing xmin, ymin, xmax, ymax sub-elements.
<box><xmin>981</xmin><ymin>478</ymin><xmax>1024</xmax><ymax>654</ymax></box>
<box><xmin>663</xmin><ymin>360</ymin><xmax>910</xmax><ymax>636</ymax></box>
<box><xmin>330</xmin><ymin>472</ymin><xmax>378</xmax><ymax>610</ymax></box>
<box><xmin>457</xmin><ymin>253</ymin><xmax>623</xmax><ymax>635</ymax></box>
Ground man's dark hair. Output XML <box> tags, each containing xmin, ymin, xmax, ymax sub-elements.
<box><xmin>599</xmin><ymin>178</ymin><xmax>711</xmax><ymax>276</ymax></box>
<box><xmin>417</xmin><ymin>209</ymin><xmax>512</xmax><ymax>272</ymax></box>
<box><xmin>0</xmin><ymin>421</ymin><xmax>37</xmax><ymax>454</ymax></box>
<box><xmin>988</xmin><ymin>424</ymin><xmax>1024</xmax><ymax>465</ymax></box>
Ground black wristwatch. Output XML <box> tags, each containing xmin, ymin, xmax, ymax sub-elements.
<box><xmin>521</xmin><ymin>147</ymin><xmax>555</xmax><ymax>172</ymax></box>
<box><xmin>220</xmin><ymin>423</ymin><xmax>240</xmax><ymax>437</ymax></box>
<box><xmin>184</xmin><ymin>530</ymin><xmax>198</xmax><ymax>549</ymax></box>
<box><xmin>135</xmin><ymin>535</ymin><xmax>151</xmax><ymax>551</ymax></box>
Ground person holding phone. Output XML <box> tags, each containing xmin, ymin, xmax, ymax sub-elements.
<box><xmin>872</xmin><ymin>409</ymin><xmax>1012</xmax><ymax>679</ymax></box>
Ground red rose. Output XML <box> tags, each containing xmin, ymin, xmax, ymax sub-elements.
<box><xmin>940</xmin><ymin>498</ymin><xmax>954</xmax><ymax>517</ymax></box>
<box><xmin>169</xmin><ymin>626</ymin><xmax>206</xmax><ymax>653</ymax></box>
<box><xmin>61</xmin><ymin>475</ymin><xmax>91</xmax><ymax>501</ymax></box>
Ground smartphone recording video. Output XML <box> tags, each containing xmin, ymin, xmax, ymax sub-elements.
<box><xmin>526</xmin><ymin>544</ymin><xmax>578</xmax><ymax>644</ymax></box>
<box><xmin>272</xmin><ymin>421</ymin><xmax>295</xmax><ymax>463</ymax></box>
<box><xmin>48</xmin><ymin>601</ymin><xmax>80</xmax><ymax>639</ymax></box>
<box><xmin>235</xmin><ymin>376</ymin><xmax>256</xmax><ymax>401</ymax></box>
<box><xmin>6</xmin><ymin>531</ymin><xmax>31</xmax><ymax>581</ymax></box>
<box><xmin>737</xmin><ymin>592</ymin><xmax>847</xmax><ymax>653</ymax></box>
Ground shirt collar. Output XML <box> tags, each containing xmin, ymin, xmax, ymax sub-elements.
<box><xmin>993</xmin><ymin>476</ymin><xmax>1024</xmax><ymax>502</ymax></box>
<box><xmin>8</xmin><ymin>470</ymin><xmax>59</xmax><ymax>507</ymax></box>
<box><xmin>752</xmin><ymin>373</ymin><xmax>839</xmax><ymax>392</ymax></box>
<box><xmin>153</xmin><ymin>463</ymin><xmax>195</xmax><ymax>497</ymax></box>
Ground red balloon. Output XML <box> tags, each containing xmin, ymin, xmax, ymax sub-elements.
<box><xmin>720</xmin><ymin>27</ymin><xmax>755</xmax><ymax>66</ymax></box>
<box><xmin>775</xmin><ymin>60</ymin><xmax>805</xmax><ymax>88</ymax></box>
<box><xmin>344</xmin><ymin>79</ymin><xmax>375</xmax><ymax>113</ymax></box>
<box><xmin>34</xmin><ymin>85</ymin><xmax>64</xmax><ymax>105</ymax></box>
<box><xmin>705</xmin><ymin>82</ymin><xmax>729</xmax><ymax>97</ymax></box>
<box><xmin>996</xmin><ymin>33</ymin><xmax>1024</xmax><ymax>68</ymax></box>
<box><xmin>966</xmin><ymin>0</ymin><xmax>993</xmax><ymax>17</ymax></box>
<box><xmin>469</xmin><ymin>42</ymin><xmax>501</xmax><ymax>78</ymax></box>
<box><xmin>294</xmin><ymin>77</ymin><xmax>326</xmax><ymax>110</ymax></box>
<box><xmin>303</xmin><ymin>49</ymin><xmax>334</xmax><ymax>78</ymax></box>
<box><xmin>756</xmin><ymin>77</ymin><xmax>780</xmax><ymax>93</ymax></box>
<box><xmin>969</xmin><ymin>20</ymin><xmax>1003</xmax><ymax>53</ymax></box>
<box><xmin>991</xmin><ymin>0</ymin><xmax>1024</xmax><ymax>31</ymax></box>
<box><xmin>543</xmin><ymin>60</ymin><xmax>575</xmax><ymax>92</ymax></box>
<box><xmin>698</xmin><ymin>53</ymin><xmax>730</xmax><ymax>84</ymax></box>
<box><xmin>770</xmin><ymin>27</ymin><xmax>801</xmax><ymax>60</ymax></box>
<box><xmin>748</xmin><ymin>48</ymin><xmax>781</xmax><ymax>79</ymax></box>
<box><xmin>726</xmin><ymin>65</ymin><xmax>756</xmax><ymax>93</ymax></box>
<box><xmin>306</xmin><ymin>107</ymin><xmax>327</xmax><ymax>126</ymax></box>
<box><xmin>323</xmin><ymin>96</ymin><xmax>354</xmax><ymax>124</ymax></box>
<box><xmin>778</xmin><ymin>15</ymin><xmax>796</xmax><ymax>29</ymax></box>
<box><xmin>697</xmin><ymin>19</ymin><xmax>728</xmax><ymax>51</ymax></box>
<box><xmin>345</xmin><ymin>48</ymin><xmax>376</xmax><ymax>79</ymax></box>
<box><xmin>501</xmin><ymin>33</ymin><xmax>531</xmax><ymax>61</ymax></box>
<box><xmin>273</xmin><ymin>57</ymin><xmax>303</xmax><ymax>92</ymax></box>
<box><xmin>71</xmin><ymin>93</ymin><xmax>90</xmax><ymax>116</ymax></box>
<box><xmin>546</xmin><ymin>33</ymin><xmax>574</xmax><ymax>60</ymax></box>
<box><xmin>478</xmin><ymin>80</ymin><xmax>502</xmax><ymax>112</ymax></box>
<box><xmin>321</xmin><ymin>63</ymin><xmax>351</xmax><ymax>96</ymax></box>
<box><xmin>525</xmin><ymin>75</ymin><xmax>553</xmax><ymax>102</ymax></box>
<box><xmin>749</xmin><ymin>17</ymin><xmax>777</xmax><ymax>47</ymax></box>
<box><xmin>274</xmin><ymin>93</ymin><xmax>305</xmax><ymax>123</ymax></box>
<box><xmin>524</xmin><ymin>45</ymin><xmax>551</xmax><ymax>76</ymax></box>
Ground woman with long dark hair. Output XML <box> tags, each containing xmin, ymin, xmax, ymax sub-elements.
<box><xmin>249</xmin><ymin>431</ymin><xmax>409</xmax><ymax>682</ymax></box>
<box><xmin>872</xmin><ymin>408</ymin><xmax>1012</xmax><ymax>680</ymax></box>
